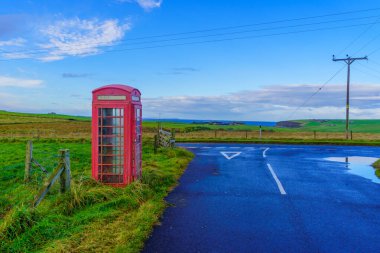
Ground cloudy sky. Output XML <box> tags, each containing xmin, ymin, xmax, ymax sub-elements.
<box><xmin>1</xmin><ymin>0</ymin><xmax>380</xmax><ymax>121</ymax></box>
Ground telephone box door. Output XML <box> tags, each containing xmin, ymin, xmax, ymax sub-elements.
<box><xmin>96</xmin><ymin>107</ymin><xmax>125</xmax><ymax>184</ymax></box>
<box><xmin>134</xmin><ymin>105</ymin><xmax>142</xmax><ymax>178</ymax></box>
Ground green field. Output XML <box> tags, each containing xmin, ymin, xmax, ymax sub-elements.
<box><xmin>1</xmin><ymin>110</ymin><xmax>380</xmax><ymax>134</ymax></box>
<box><xmin>1</xmin><ymin>110</ymin><xmax>380</xmax><ymax>251</ymax></box>
<box><xmin>145</xmin><ymin>119</ymin><xmax>380</xmax><ymax>133</ymax></box>
<box><xmin>373</xmin><ymin>159</ymin><xmax>380</xmax><ymax>177</ymax></box>
<box><xmin>1</xmin><ymin>110</ymin><xmax>380</xmax><ymax>145</ymax></box>
<box><xmin>0</xmin><ymin>110</ymin><xmax>194</xmax><ymax>252</ymax></box>
<box><xmin>293</xmin><ymin>119</ymin><xmax>380</xmax><ymax>133</ymax></box>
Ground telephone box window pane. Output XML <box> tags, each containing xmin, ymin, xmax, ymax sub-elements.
<box><xmin>97</xmin><ymin>107</ymin><xmax>125</xmax><ymax>184</ymax></box>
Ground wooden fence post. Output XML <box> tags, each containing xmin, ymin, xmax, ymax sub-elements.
<box><xmin>245</xmin><ymin>131</ymin><xmax>248</xmax><ymax>139</ymax></box>
<box><xmin>154</xmin><ymin>135</ymin><xmax>158</xmax><ymax>154</ymax></box>
<box><xmin>259</xmin><ymin>126</ymin><xmax>262</xmax><ymax>139</ymax></box>
<box><xmin>25</xmin><ymin>140</ymin><xmax>33</xmax><ymax>182</ymax></box>
<box><xmin>313</xmin><ymin>130</ymin><xmax>316</xmax><ymax>139</ymax></box>
<box><xmin>350</xmin><ymin>130</ymin><xmax>353</xmax><ymax>140</ymax></box>
<box><xmin>60</xmin><ymin>149</ymin><xmax>71</xmax><ymax>193</ymax></box>
<box><xmin>32</xmin><ymin>148</ymin><xmax>71</xmax><ymax>207</ymax></box>
<box><xmin>214</xmin><ymin>130</ymin><xmax>217</xmax><ymax>138</ymax></box>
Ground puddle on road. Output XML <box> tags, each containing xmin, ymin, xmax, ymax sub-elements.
<box><xmin>324</xmin><ymin>156</ymin><xmax>380</xmax><ymax>184</ymax></box>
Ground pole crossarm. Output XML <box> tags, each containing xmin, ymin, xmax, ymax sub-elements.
<box><xmin>333</xmin><ymin>55</ymin><xmax>368</xmax><ymax>64</ymax></box>
<box><xmin>332</xmin><ymin>54</ymin><xmax>368</xmax><ymax>139</ymax></box>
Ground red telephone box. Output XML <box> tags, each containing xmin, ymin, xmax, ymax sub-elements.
<box><xmin>92</xmin><ymin>84</ymin><xmax>142</xmax><ymax>186</ymax></box>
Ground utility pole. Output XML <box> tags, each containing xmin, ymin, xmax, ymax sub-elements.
<box><xmin>332</xmin><ymin>55</ymin><xmax>367</xmax><ymax>139</ymax></box>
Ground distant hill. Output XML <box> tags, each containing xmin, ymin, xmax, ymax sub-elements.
<box><xmin>276</xmin><ymin>121</ymin><xmax>303</xmax><ymax>128</ymax></box>
<box><xmin>288</xmin><ymin>119</ymin><xmax>380</xmax><ymax>133</ymax></box>
<box><xmin>0</xmin><ymin>110</ymin><xmax>91</xmax><ymax>123</ymax></box>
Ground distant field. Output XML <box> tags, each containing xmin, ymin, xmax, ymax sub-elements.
<box><xmin>0</xmin><ymin>110</ymin><xmax>90</xmax><ymax>123</ymax></box>
<box><xmin>294</xmin><ymin>119</ymin><xmax>380</xmax><ymax>133</ymax></box>
<box><xmin>1</xmin><ymin>111</ymin><xmax>380</xmax><ymax>141</ymax></box>
<box><xmin>144</xmin><ymin>119</ymin><xmax>380</xmax><ymax>133</ymax></box>
<box><xmin>0</xmin><ymin>111</ymin><xmax>91</xmax><ymax>139</ymax></box>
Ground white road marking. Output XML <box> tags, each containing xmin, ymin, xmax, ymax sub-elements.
<box><xmin>216</xmin><ymin>147</ymin><xmax>226</xmax><ymax>149</ymax></box>
<box><xmin>220</xmin><ymin>152</ymin><xmax>242</xmax><ymax>160</ymax></box>
<box><xmin>230</xmin><ymin>147</ymin><xmax>241</xmax><ymax>149</ymax></box>
<box><xmin>186</xmin><ymin>147</ymin><xmax>197</xmax><ymax>149</ymax></box>
<box><xmin>263</xmin><ymin>148</ymin><xmax>270</xmax><ymax>158</ymax></box>
<box><xmin>201</xmin><ymin>147</ymin><xmax>212</xmax><ymax>149</ymax></box>
<box><xmin>266</xmin><ymin>163</ymin><xmax>287</xmax><ymax>195</ymax></box>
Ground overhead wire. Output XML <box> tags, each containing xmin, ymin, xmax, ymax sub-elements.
<box><xmin>287</xmin><ymin>65</ymin><xmax>346</xmax><ymax>120</ymax></box>
<box><xmin>287</xmin><ymin>9</ymin><xmax>380</xmax><ymax>120</ymax></box>
<box><xmin>337</xmin><ymin>16</ymin><xmax>380</xmax><ymax>56</ymax></box>
<box><xmin>1</xmin><ymin>13</ymin><xmax>379</xmax><ymax>56</ymax></box>
<box><xmin>356</xmin><ymin>61</ymin><xmax>380</xmax><ymax>74</ymax></box>
<box><xmin>352</xmin><ymin>64</ymin><xmax>380</xmax><ymax>79</ymax></box>
<box><xmin>367</xmin><ymin>42</ymin><xmax>380</xmax><ymax>56</ymax></box>
<box><xmin>121</xmin><ymin>7</ymin><xmax>380</xmax><ymax>40</ymax></box>
<box><xmin>1</xmin><ymin>20</ymin><xmax>380</xmax><ymax>62</ymax></box>
<box><xmin>0</xmin><ymin>8</ymin><xmax>380</xmax><ymax>59</ymax></box>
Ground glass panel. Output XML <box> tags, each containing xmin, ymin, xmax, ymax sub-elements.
<box><xmin>135</xmin><ymin>107</ymin><xmax>142</xmax><ymax>178</ymax></box>
<box><xmin>97</xmin><ymin>107</ymin><xmax>125</xmax><ymax>184</ymax></box>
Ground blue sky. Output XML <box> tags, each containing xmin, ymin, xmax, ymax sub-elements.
<box><xmin>1</xmin><ymin>0</ymin><xmax>380</xmax><ymax>121</ymax></box>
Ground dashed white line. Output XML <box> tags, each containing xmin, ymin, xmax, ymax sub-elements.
<box><xmin>263</xmin><ymin>148</ymin><xmax>269</xmax><ymax>158</ymax></box>
<box><xmin>266</xmin><ymin>163</ymin><xmax>287</xmax><ymax>195</ymax></box>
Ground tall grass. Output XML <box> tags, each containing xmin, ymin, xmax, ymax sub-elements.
<box><xmin>373</xmin><ymin>160</ymin><xmax>380</xmax><ymax>178</ymax></box>
<box><xmin>0</xmin><ymin>140</ymin><xmax>193</xmax><ymax>252</ymax></box>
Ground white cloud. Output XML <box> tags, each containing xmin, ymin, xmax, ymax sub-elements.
<box><xmin>119</xmin><ymin>0</ymin><xmax>163</xmax><ymax>11</ymax></box>
<box><xmin>1</xmin><ymin>52</ymin><xmax>31</xmax><ymax>59</ymax></box>
<box><xmin>135</xmin><ymin>0</ymin><xmax>162</xmax><ymax>10</ymax></box>
<box><xmin>0</xmin><ymin>38</ymin><xmax>26</xmax><ymax>47</ymax></box>
<box><xmin>0</xmin><ymin>76</ymin><xmax>43</xmax><ymax>88</ymax></box>
<box><xmin>143</xmin><ymin>84</ymin><xmax>380</xmax><ymax>121</ymax></box>
<box><xmin>38</xmin><ymin>18</ymin><xmax>130</xmax><ymax>61</ymax></box>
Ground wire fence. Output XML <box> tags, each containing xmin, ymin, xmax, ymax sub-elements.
<box><xmin>143</xmin><ymin>129</ymin><xmax>380</xmax><ymax>141</ymax></box>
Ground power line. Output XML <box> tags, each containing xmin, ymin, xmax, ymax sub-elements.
<box><xmin>73</xmin><ymin>15</ymin><xmax>380</xmax><ymax>47</ymax></box>
<box><xmin>1</xmin><ymin>9</ymin><xmax>380</xmax><ymax>57</ymax></box>
<box><xmin>287</xmin><ymin>65</ymin><xmax>346</xmax><ymax>120</ymax></box>
<box><xmin>1</xmin><ymin>20</ymin><xmax>380</xmax><ymax>62</ymax></box>
<box><xmin>367</xmin><ymin>42</ymin><xmax>380</xmax><ymax>56</ymax></box>
<box><xmin>356</xmin><ymin>61</ymin><xmax>380</xmax><ymax>75</ymax></box>
<box><xmin>352</xmin><ymin>31</ymin><xmax>380</xmax><ymax>56</ymax></box>
<box><xmin>123</xmin><ymin>7</ymin><xmax>380</xmax><ymax>40</ymax></box>
<box><xmin>369</xmin><ymin>59</ymin><xmax>380</xmax><ymax>66</ymax></box>
<box><xmin>337</xmin><ymin>16</ymin><xmax>380</xmax><ymax>56</ymax></box>
<box><xmin>354</xmin><ymin>63</ymin><xmax>380</xmax><ymax>79</ymax></box>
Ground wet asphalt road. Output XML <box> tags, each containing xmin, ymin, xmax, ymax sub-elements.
<box><xmin>143</xmin><ymin>144</ymin><xmax>380</xmax><ymax>253</ymax></box>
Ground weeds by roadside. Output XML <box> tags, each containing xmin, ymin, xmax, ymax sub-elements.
<box><xmin>0</xmin><ymin>139</ymin><xmax>193</xmax><ymax>252</ymax></box>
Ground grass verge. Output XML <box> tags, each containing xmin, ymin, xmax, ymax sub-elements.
<box><xmin>0</xmin><ymin>139</ymin><xmax>193</xmax><ymax>252</ymax></box>
<box><xmin>177</xmin><ymin>138</ymin><xmax>380</xmax><ymax>146</ymax></box>
<box><xmin>373</xmin><ymin>159</ymin><xmax>380</xmax><ymax>178</ymax></box>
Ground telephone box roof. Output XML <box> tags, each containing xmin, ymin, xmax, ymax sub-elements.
<box><xmin>92</xmin><ymin>84</ymin><xmax>140</xmax><ymax>94</ymax></box>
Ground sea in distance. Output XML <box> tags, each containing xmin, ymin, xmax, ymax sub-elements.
<box><xmin>143</xmin><ymin>118</ymin><xmax>277</xmax><ymax>127</ymax></box>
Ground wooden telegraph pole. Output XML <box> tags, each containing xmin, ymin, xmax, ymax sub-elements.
<box><xmin>332</xmin><ymin>55</ymin><xmax>367</xmax><ymax>139</ymax></box>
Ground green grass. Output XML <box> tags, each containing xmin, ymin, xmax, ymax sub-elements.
<box><xmin>0</xmin><ymin>139</ymin><xmax>193</xmax><ymax>252</ymax></box>
<box><xmin>177</xmin><ymin>138</ymin><xmax>380</xmax><ymax>146</ymax></box>
<box><xmin>0</xmin><ymin>110</ymin><xmax>90</xmax><ymax>123</ymax></box>
<box><xmin>373</xmin><ymin>159</ymin><xmax>380</xmax><ymax>178</ymax></box>
<box><xmin>2</xmin><ymin>110</ymin><xmax>380</xmax><ymax>134</ymax></box>
<box><xmin>294</xmin><ymin>119</ymin><xmax>380</xmax><ymax>133</ymax></box>
<box><xmin>144</xmin><ymin>119</ymin><xmax>380</xmax><ymax>133</ymax></box>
